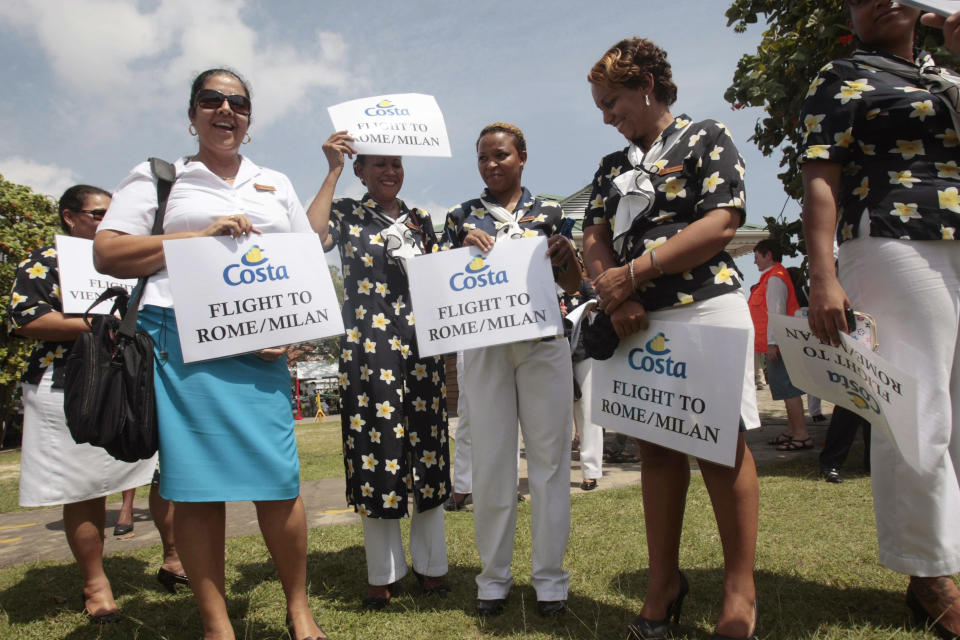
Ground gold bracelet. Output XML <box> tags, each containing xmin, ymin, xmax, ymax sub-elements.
<box><xmin>650</xmin><ymin>248</ymin><xmax>665</xmax><ymax>276</ymax></box>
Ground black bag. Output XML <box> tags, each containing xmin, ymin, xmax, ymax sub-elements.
<box><xmin>64</xmin><ymin>287</ymin><xmax>158</xmax><ymax>461</ymax></box>
<box><xmin>62</xmin><ymin>157</ymin><xmax>175</xmax><ymax>462</ymax></box>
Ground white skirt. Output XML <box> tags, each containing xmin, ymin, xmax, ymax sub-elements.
<box><xmin>19</xmin><ymin>367</ymin><xmax>157</xmax><ymax>507</ymax></box>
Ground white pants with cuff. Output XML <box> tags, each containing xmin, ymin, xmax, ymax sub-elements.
<box><xmin>573</xmin><ymin>358</ymin><xmax>603</xmax><ymax>481</ymax></box>
<box><xmin>840</xmin><ymin>234</ymin><xmax>960</xmax><ymax>576</ymax></box>
<box><xmin>361</xmin><ymin>506</ymin><xmax>447</xmax><ymax>585</ymax></box>
<box><xmin>464</xmin><ymin>339</ymin><xmax>572</xmax><ymax>602</ymax></box>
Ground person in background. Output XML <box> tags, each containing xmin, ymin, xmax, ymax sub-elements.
<box><xmin>801</xmin><ymin>3</ymin><xmax>960</xmax><ymax>636</ymax></box>
<box><xmin>442</xmin><ymin>121</ymin><xmax>581</xmax><ymax>618</ymax></box>
<box><xmin>308</xmin><ymin>131</ymin><xmax>451</xmax><ymax>609</ymax></box>
<box><xmin>748</xmin><ymin>240</ymin><xmax>812</xmax><ymax>452</ymax></box>
<box><xmin>584</xmin><ymin>37</ymin><xmax>760</xmax><ymax>640</ymax></box>
<box><xmin>7</xmin><ymin>185</ymin><xmax>184</xmax><ymax>624</ymax></box>
<box><xmin>95</xmin><ymin>68</ymin><xmax>327</xmax><ymax>640</ymax></box>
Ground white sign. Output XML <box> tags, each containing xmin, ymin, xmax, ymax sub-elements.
<box><xmin>55</xmin><ymin>235</ymin><xmax>138</xmax><ymax>314</ymax></box>
<box><xmin>163</xmin><ymin>233</ymin><xmax>345</xmax><ymax>363</ymax></box>
<box><xmin>591</xmin><ymin>320</ymin><xmax>749</xmax><ymax>467</ymax></box>
<box><xmin>327</xmin><ymin>93</ymin><xmax>451</xmax><ymax>157</ymax></box>
<box><xmin>406</xmin><ymin>237</ymin><xmax>563</xmax><ymax>357</ymax></box>
<box><xmin>770</xmin><ymin>315</ymin><xmax>921</xmax><ymax>471</ymax></box>
<box><xmin>899</xmin><ymin>0</ymin><xmax>960</xmax><ymax>17</ymax></box>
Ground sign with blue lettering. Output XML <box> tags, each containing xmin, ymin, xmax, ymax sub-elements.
<box><xmin>327</xmin><ymin>93</ymin><xmax>451</xmax><ymax>157</ymax></box>
<box><xmin>591</xmin><ymin>320</ymin><xmax>749</xmax><ymax>467</ymax></box>
<box><xmin>55</xmin><ymin>235</ymin><xmax>138</xmax><ymax>314</ymax></box>
<box><xmin>163</xmin><ymin>233</ymin><xmax>344</xmax><ymax>363</ymax></box>
<box><xmin>406</xmin><ymin>236</ymin><xmax>563</xmax><ymax>356</ymax></box>
<box><xmin>770</xmin><ymin>315</ymin><xmax>920</xmax><ymax>471</ymax></box>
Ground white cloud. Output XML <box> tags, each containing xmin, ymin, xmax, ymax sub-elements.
<box><xmin>0</xmin><ymin>157</ymin><xmax>78</xmax><ymax>199</ymax></box>
<box><xmin>0</xmin><ymin>0</ymin><xmax>360</xmax><ymax>129</ymax></box>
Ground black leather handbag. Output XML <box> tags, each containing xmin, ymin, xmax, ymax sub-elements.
<box><xmin>62</xmin><ymin>157</ymin><xmax>174</xmax><ymax>462</ymax></box>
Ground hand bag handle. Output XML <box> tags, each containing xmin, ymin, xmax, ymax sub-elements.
<box><xmin>114</xmin><ymin>157</ymin><xmax>176</xmax><ymax>340</ymax></box>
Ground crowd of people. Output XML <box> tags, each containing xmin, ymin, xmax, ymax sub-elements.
<box><xmin>5</xmin><ymin>4</ymin><xmax>960</xmax><ymax>639</ymax></box>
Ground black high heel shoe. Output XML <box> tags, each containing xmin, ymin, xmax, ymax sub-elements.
<box><xmin>628</xmin><ymin>572</ymin><xmax>689</xmax><ymax>640</ymax></box>
<box><xmin>156</xmin><ymin>568</ymin><xmax>189</xmax><ymax>594</ymax></box>
<box><xmin>286</xmin><ymin>614</ymin><xmax>329</xmax><ymax>640</ymax></box>
<box><xmin>711</xmin><ymin>600</ymin><xmax>758</xmax><ymax>640</ymax></box>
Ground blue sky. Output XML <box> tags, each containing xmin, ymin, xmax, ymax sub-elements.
<box><xmin>0</xmin><ymin>0</ymin><xmax>800</xmax><ymax>285</ymax></box>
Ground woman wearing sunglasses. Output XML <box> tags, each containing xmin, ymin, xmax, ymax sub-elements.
<box><xmin>801</xmin><ymin>3</ymin><xmax>960</xmax><ymax>637</ymax></box>
<box><xmin>440</xmin><ymin>122</ymin><xmax>581</xmax><ymax>618</ymax></box>
<box><xmin>94</xmin><ymin>68</ymin><xmax>327</xmax><ymax>640</ymax></box>
<box><xmin>583</xmin><ymin>38</ymin><xmax>760</xmax><ymax>640</ymax></box>
<box><xmin>306</xmin><ymin>135</ymin><xmax>451</xmax><ymax>609</ymax></box>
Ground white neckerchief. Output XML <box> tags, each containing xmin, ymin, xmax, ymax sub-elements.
<box><xmin>367</xmin><ymin>200</ymin><xmax>425</xmax><ymax>274</ymax></box>
<box><xmin>610</xmin><ymin>119</ymin><xmax>691</xmax><ymax>256</ymax></box>
<box><xmin>480</xmin><ymin>193</ymin><xmax>533</xmax><ymax>242</ymax></box>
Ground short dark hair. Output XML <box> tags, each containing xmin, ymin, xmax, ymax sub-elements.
<box><xmin>58</xmin><ymin>185</ymin><xmax>111</xmax><ymax>233</ymax></box>
<box><xmin>476</xmin><ymin>122</ymin><xmax>526</xmax><ymax>155</ymax></box>
<box><xmin>754</xmin><ymin>238</ymin><xmax>782</xmax><ymax>263</ymax></box>
<box><xmin>188</xmin><ymin>68</ymin><xmax>252</xmax><ymax>119</ymax></box>
<box><xmin>588</xmin><ymin>38</ymin><xmax>678</xmax><ymax>106</ymax></box>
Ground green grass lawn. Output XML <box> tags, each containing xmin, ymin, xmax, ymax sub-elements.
<box><xmin>0</xmin><ymin>434</ymin><xmax>941</xmax><ymax>639</ymax></box>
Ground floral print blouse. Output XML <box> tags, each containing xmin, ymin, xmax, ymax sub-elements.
<box><xmin>440</xmin><ymin>187</ymin><xmax>566</xmax><ymax>250</ymax></box>
<box><xmin>583</xmin><ymin>115</ymin><xmax>747</xmax><ymax>312</ymax></box>
<box><xmin>798</xmin><ymin>49</ymin><xmax>960</xmax><ymax>244</ymax></box>
<box><xmin>7</xmin><ymin>246</ymin><xmax>71</xmax><ymax>387</ymax></box>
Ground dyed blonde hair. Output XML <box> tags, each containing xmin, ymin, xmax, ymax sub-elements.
<box><xmin>587</xmin><ymin>37</ymin><xmax>678</xmax><ymax>105</ymax></box>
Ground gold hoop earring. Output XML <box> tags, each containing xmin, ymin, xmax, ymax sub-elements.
<box><xmin>644</xmin><ymin>94</ymin><xmax>651</xmax><ymax>107</ymax></box>
<box><xmin>243</xmin><ymin>133</ymin><xmax>251</xmax><ymax>144</ymax></box>
<box><xmin>189</xmin><ymin>124</ymin><xmax>198</xmax><ymax>136</ymax></box>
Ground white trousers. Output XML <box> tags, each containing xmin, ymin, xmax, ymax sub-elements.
<box><xmin>453</xmin><ymin>351</ymin><xmax>472</xmax><ymax>494</ymax></box>
<box><xmin>840</xmin><ymin>235</ymin><xmax>960</xmax><ymax>576</ymax></box>
<box><xmin>807</xmin><ymin>395</ymin><xmax>822</xmax><ymax>417</ymax></box>
<box><xmin>573</xmin><ymin>359</ymin><xmax>603</xmax><ymax>481</ymax></box>
<box><xmin>361</xmin><ymin>506</ymin><xmax>447</xmax><ymax>585</ymax></box>
<box><xmin>464</xmin><ymin>339</ymin><xmax>572</xmax><ymax>601</ymax></box>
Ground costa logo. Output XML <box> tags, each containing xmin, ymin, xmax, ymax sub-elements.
<box><xmin>448</xmin><ymin>255</ymin><xmax>509</xmax><ymax>292</ymax></box>
<box><xmin>223</xmin><ymin>245</ymin><xmax>291</xmax><ymax>286</ymax></box>
<box><xmin>628</xmin><ymin>332</ymin><xmax>688</xmax><ymax>378</ymax></box>
<box><xmin>364</xmin><ymin>99</ymin><xmax>411</xmax><ymax>117</ymax></box>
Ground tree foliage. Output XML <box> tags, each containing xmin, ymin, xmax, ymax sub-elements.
<box><xmin>0</xmin><ymin>175</ymin><xmax>60</xmax><ymax>418</ymax></box>
<box><xmin>725</xmin><ymin>0</ymin><xmax>958</xmax><ymax>201</ymax></box>
<box><xmin>285</xmin><ymin>266</ymin><xmax>344</xmax><ymax>366</ymax></box>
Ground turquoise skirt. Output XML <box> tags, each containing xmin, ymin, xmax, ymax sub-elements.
<box><xmin>139</xmin><ymin>305</ymin><xmax>300</xmax><ymax>502</ymax></box>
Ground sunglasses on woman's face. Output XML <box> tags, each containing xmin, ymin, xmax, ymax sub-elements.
<box><xmin>76</xmin><ymin>208</ymin><xmax>107</xmax><ymax>220</ymax></box>
<box><xmin>195</xmin><ymin>89</ymin><xmax>251</xmax><ymax>116</ymax></box>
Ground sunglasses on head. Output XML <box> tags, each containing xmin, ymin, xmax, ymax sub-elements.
<box><xmin>76</xmin><ymin>208</ymin><xmax>107</xmax><ymax>219</ymax></box>
<box><xmin>195</xmin><ymin>89</ymin><xmax>251</xmax><ymax>116</ymax></box>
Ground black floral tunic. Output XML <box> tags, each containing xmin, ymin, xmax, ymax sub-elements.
<box><xmin>798</xmin><ymin>49</ymin><xmax>960</xmax><ymax>245</ymax></box>
<box><xmin>329</xmin><ymin>196</ymin><xmax>449</xmax><ymax>518</ymax></box>
<box><xmin>6</xmin><ymin>246</ymin><xmax>71</xmax><ymax>387</ymax></box>
<box><xmin>583</xmin><ymin>114</ymin><xmax>747</xmax><ymax>312</ymax></box>
<box><xmin>440</xmin><ymin>187</ymin><xmax>567</xmax><ymax>249</ymax></box>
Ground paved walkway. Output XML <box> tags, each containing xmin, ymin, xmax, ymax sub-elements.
<box><xmin>0</xmin><ymin>388</ymin><xmax>835</xmax><ymax>568</ymax></box>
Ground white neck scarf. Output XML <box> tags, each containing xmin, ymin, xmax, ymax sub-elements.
<box><xmin>480</xmin><ymin>191</ymin><xmax>533</xmax><ymax>242</ymax></box>
<box><xmin>368</xmin><ymin>201</ymin><xmax>426</xmax><ymax>275</ymax></box>
<box><xmin>610</xmin><ymin>119</ymin><xmax>690</xmax><ymax>256</ymax></box>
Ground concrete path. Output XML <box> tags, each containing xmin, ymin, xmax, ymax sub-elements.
<box><xmin>0</xmin><ymin>388</ymin><xmax>837</xmax><ymax>568</ymax></box>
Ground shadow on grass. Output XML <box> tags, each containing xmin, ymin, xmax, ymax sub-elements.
<box><xmin>42</xmin><ymin>506</ymin><xmax>154</xmax><ymax>533</ymax></box>
<box><xmin>754</xmin><ymin>442</ymin><xmax>871</xmax><ymax>481</ymax></box>
<box><xmin>608</xmin><ymin>566</ymin><xmax>913</xmax><ymax>640</ymax></box>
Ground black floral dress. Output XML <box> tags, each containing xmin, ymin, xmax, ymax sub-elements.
<box><xmin>329</xmin><ymin>196</ymin><xmax>450</xmax><ymax>518</ymax></box>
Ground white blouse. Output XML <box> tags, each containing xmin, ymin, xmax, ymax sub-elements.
<box><xmin>100</xmin><ymin>155</ymin><xmax>311</xmax><ymax>308</ymax></box>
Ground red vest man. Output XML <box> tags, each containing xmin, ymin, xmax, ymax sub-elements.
<box><xmin>748</xmin><ymin>240</ymin><xmax>811</xmax><ymax>451</ymax></box>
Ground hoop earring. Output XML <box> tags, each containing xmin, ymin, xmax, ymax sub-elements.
<box><xmin>644</xmin><ymin>94</ymin><xmax>651</xmax><ymax>107</ymax></box>
<box><xmin>243</xmin><ymin>133</ymin><xmax>251</xmax><ymax>145</ymax></box>
<box><xmin>189</xmin><ymin>124</ymin><xmax>198</xmax><ymax>136</ymax></box>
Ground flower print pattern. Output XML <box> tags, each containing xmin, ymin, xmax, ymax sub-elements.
<box><xmin>799</xmin><ymin>50</ymin><xmax>960</xmax><ymax>244</ymax></box>
<box><xmin>329</xmin><ymin>196</ymin><xmax>449</xmax><ymax>519</ymax></box>
<box><xmin>583</xmin><ymin>115</ymin><xmax>747</xmax><ymax>312</ymax></box>
<box><xmin>6</xmin><ymin>246</ymin><xmax>75</xmax><ymax>387</ymax></box>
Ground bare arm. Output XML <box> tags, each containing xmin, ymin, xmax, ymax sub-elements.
<box><xmin>582</xmin><ymin>224</ymin><xmax>648</xmax><ymax>338</ymax></box>
<box><xmin>801</xmin><ymin>160</ymin><xmax>850</xmax><ymax>346</ymax></box>
<box><xmin>591</xmin><ymin>206</ymin><xmax>742</xmax><ymax>314</ymax></box>
<box><xmin>305</xmin><ymin>131</ymin><xmax>356</xmax><ymax>250</ymax></box>
<box><xmin>14</xmin><ymin>312</ymin><xmax>90</xmax><ymax>342</ymax></box>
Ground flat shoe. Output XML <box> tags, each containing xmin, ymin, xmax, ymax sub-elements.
<box><xmin>580</xmin><ymin>479</ymin><xmax>598</xmax><ymax>491</ymax></box>
<box><xmin>477</xmin><ymin>597</ymin><xmax>506</xmax><ymax>617</ymax></box>
<box><xmin>443</xmin><ymin>493</ymin><xmax>472</xmax><ymax>512</ymax></box>
<box><xmin>777</xmin><ymin>436</ymin><xmax>814</xmax><ymax>451</ymax></box>
<box><xmin>113</xmin><ymin>523</ymin><xmax>134</xmax><ymax>536</ymax></box>
<box><xmin>820</xmin><ymin>467</ymin><xmax>843</xmax><ymax>484</ymax></box>
<box><xmin>537</xmin><ymin>600</ymin><xmax>566</xmax><ymax>616</ymax></box>
<box><xmin>362</xmin><ymin>581</ymin><xmax>400</xmax><ymax>610</ymax></box>
<box><xmin>413</xmin><ymin>570</ymin><xmax>450</xmax><ymax>596</ymax></box>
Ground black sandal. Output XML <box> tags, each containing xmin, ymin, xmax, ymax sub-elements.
<box><xmin>777</xmin><ymin>436</ymin><xmax>814</xmax><ymax>452</ymax></box>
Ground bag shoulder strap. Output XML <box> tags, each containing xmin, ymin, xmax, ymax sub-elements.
<box><xmin>117</xmin><ymin>158</ymin><xmax>175</xmax><ymax>338</ymax></box>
